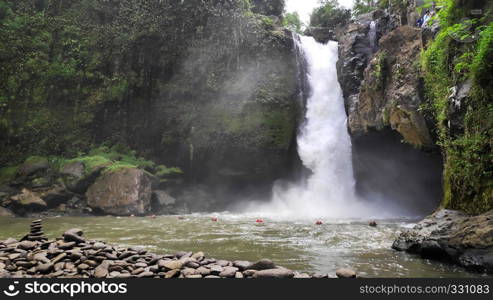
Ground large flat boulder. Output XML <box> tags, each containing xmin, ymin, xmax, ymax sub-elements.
<box><xmin>0</xmin><ymin>207</ymin><xmax>14</xmax><ymax>217</ymax></box>
<box><xmin>18</xmin><ymin>156</ymin><xmax>50</xmax><ymax>176</ymax></box>
<box><xmin>10</xmin><ymin>188</ymin><xmax>47</xmax><ymax>211</ymax></box>
<box><xmin>393</xmin><ymin>209</ymin><xmax>493</xmax><ymax>273</ymax></box>
<box><xmin>86</xmin><ymin>168</ymin><xmax>154</xmax><ymax>216</ymax></box>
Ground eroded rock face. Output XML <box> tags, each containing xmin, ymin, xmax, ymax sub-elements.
<box><xmin>86</xmin><ymin>168</ymin><xmax>154</xmax><ymax>216</ymax></box>
<box><xmin>0</xmin><ymin>207</ymin><xmax>13</xmax><ymax>217</ymax></box>
<box><xmin>350</xmin><ymin>26</ymin><xmax>433</xmax><ymax>148</ymax></box>
<box><xmin>393</xmin><ymin>209</ymin><xmax>493</xmax><ymax>273</ymax></box>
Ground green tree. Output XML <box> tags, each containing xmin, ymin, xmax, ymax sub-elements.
<box><xmin>283</xmin><ymin>11</ymin><xmax>303</xmax><ymax>33</ymax></box>
<box><xmin>309</xmin><ymin>0</ymin><xmax>351</xmax><ymax>30</ymax></box>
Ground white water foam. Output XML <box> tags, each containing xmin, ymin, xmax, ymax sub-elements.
<box><xmin>244</xmin><ymin>36</ymin><xmax>385</xmax><ymax>220</ymax></box>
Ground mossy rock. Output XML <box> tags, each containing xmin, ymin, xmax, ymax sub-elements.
<box><xmin>18</xmin><ymin>156</ymin><xmax>50</xmax><ymax>176</ymax></box>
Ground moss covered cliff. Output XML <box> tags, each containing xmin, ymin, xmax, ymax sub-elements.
<box><xmin>421</xmin><ymin>0</ymin><xmax>493</xmax><ymax>214</ymax></box>
<box><xmin>333</xmin><ymin>0</ymin><xmax>492</xmax><ymax>215</ymax></box>
<box><xmin>0</xmin><ymin>0</ymin><xmax>300</xmax><ymax>201</ymax></box>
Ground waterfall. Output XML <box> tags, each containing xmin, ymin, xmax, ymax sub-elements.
<box><xmin>249</xmin><ymin>35</ymin><xmax>376</xmax><ymax>220</ymax></box>
<box><xmin>369</xmin><ymin>21</ymin><xmax>377</xmax><ymax>52</ymax></box>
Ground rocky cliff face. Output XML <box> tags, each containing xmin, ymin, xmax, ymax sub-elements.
<box><xmin>0</xmin><ymin>0</ymin><xmax>301</xmax><ymax>206</ymax></box>
<box><xmin>334</xmin><ymin>8</ymin><xmax>443</xmax><ymax>215</ymax></box>
<box><xmin>336</xmin><ymin>10</ymin><xmax>433</xmax><ymax>148</ymax></box>
<box><xmin>353</xmin><ymin>26</ymin><xmax>433</xmax><ymax>148</ymax></box>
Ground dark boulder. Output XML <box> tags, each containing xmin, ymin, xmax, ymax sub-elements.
<box><xmin>393</xmin><ymin>209</ymin><xmax>493</xmax><ymax>274</ymax></box>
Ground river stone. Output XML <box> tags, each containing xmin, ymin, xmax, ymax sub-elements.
<box><xmin>33</xmin><ymin>252</ymin><xmax>50</xmax><ymax>264</ymax></box>
<box><xmin>58</xmin><ymin>242</ymin><xmax>75</xmax><ymax>250</ymax></box>
<box><xmin>50</xmin><ymin>270</ymin><xmax>64</xmax><ymax>278</ymax></box>
<box><xmin>336</xmin><ymin>268</ymin><xmax>357</xmax><ymax>278</ymax></box>
<box><xmin>0</xmin><ymin>207</ymin><xmax>14</xmax><ymax>217</ymax></box>
<box><xmin>184</xmin><ymin>261</ymin><xmax>200</xmax><ymax>269</ymax></box>
<box><xmin>191</xmin><ymin>251</ymin><xmax>205</xmax><ymax>260</ymax></box>
<box><xmin>164</xmin><ymin>269</ymin><xmax>180</xmax><ymax>278</ymax></box>
<box><xmin>19</xmin><ymin>156</ymin><xmax>49</xmax><ymax>176</ymax></box>
<box><xmin>17</xmin><ymin>241</ymin><xmax>36</xmax><ymax>250</ymax></box>
<box><xmin>94</xmin><ymin>261</ymin><xmax>111</xmax><ymax>278</ymax></box>
<box><xmin>216</xmin><ymin>260</ymin><xmax>230</xmax><ymax>267</ymax></box>
<box><xmin>233</xmin><ymin>260</ymin><xmax>251</xmax><ymax>270</ymax></box>
<box><xmin>77</xmin><ymin>264</ymin><xmax>89</xmax><ymax>270</ymax></box>
<box><xmin>235</xmin><ymin>272</ymin><xmax>244</xmax><ymax>278</ymax></box>
<box><xmin>92</xmin><ymin>242</ymin><xmax>106</xmax><ymax>250</ymax></box>
<box><xmin>152</xmin><ymin>190</ymin><xmax>176</xmax><ymax>207</ymax></box>
<box><xmin>294</xmin><ymin>273</ymin><xmax>311</xmax><ymax>278</ymax></box>
<box><xmin>219</xmin><ymin>266</ymin><xmax>238</xmax><ymax>278</ymax></box>
<box><xmin>204</xmin><ymin>275</ymin><xmax>221</xmax><ymax>278</ymax></box>
<box><xmin>65</xmin><ymin>228</ymin><xmax>83</xmax><ymax>237</ymax></box>
<box><xmin>3</xmin><ymin>238</ymin><xmax>18</xmax><ymax>245</ymax></box>
<box><xmin>16</xmin><ymin>261</ymin><xmax>36</xmax><ymax>268</ymax></box>
<box><xmin>247</xmin><ymin>259</ymin><xmax>276</xmax><ymax>270</ymax></box>
<box><xmin>86</xmin><ymin>168</ymin><xmax>154</xmax><ymax>216</ymax></box>
<box><xmin>137</xmin><ymin>271</ymin><xmax>155</xmax><ymax>278</ymax></box>
<box><xmin>109</xmin><ymin>271</ymin><xmax>121</xmax><ymax>278</ymax></box>
<box><xmin>37</xmin><ymin>263</ymin><xmax>53</xmax><ymax>274</ymax></box>
<box><xmin>51</xmin><ymin>253</ymin><xmax>67</xmax><ymax>264</ymax></box>
<box><xmin>161</xmin><ymin>260</ymin><xmax>183</xmax><ymax>270</ymax></box>
<box><xmin>61</xmin><ymin>162</ymin><xmax>85</xmax><ymax>178</ymax></box>
<box><xmin>186</xmin><ymin>274</ymin><xmax>202</xmax><ymax>279</ymax></box>
<box><xmin>197</xmin><ymin>266</ymin><xmax>211</xmax><ymax>276</ymax></box>
<box><xmin>41</xmin><ymin>185</ymin><xmax>73</xmax><ymax>208</ymax></box>
<box><xmin>176</xmin><ymin>251</ymin><xmax>192</xmax><ymax>259</ymax></box>
<box><xmin>243</xmin><ymin>269</ymin><xmax>256</xmax><ymax>277</ymax></box>
<box><xmin>54</xmin><ymin>262</ymin><xmax>65</xmax><ymax>271</ymax></box>
<box><xmin>393</xmin><ymin>209</ymin><xmax>493</xmax><ymax>273</ymax></box>
<box><xmin>131</xmin><ymin>268</ymin><xmax>145</xmax><ymax>275</ymax></box>
<box><xmin>181</xmin><ymin>268</ymin><xmax>199</xmax><ymax>276</ymax></box>
<box><xmin>8</xmin><ymin>253</ymin><xmax>20</xmax><ymax>260</ymax></box>
<box><xmin>252</xmin><ymin>268</ymin><xmax>294</xmax><ymax>278</ymax></box>
<box><xmin>134</xmin><ymin>262</ymin><xmax>147</xmax><ymax>268</ymax></box>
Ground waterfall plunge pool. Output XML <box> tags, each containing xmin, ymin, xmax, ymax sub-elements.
<box><xmin>0</xmin><ymin>215</ymin><xmax>485</xmax><ymax>278</ymax></box>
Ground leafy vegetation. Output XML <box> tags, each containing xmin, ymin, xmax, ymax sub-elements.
<box><xmin>421</xmin><ymin>0</ymin><xmax>493</xmax><ymax>214</ymax></box>
<box><xmin>283</xmin><ymin>12</ymin><xmax>303</xmax><ymax>33</ymax></box>
<box><xmin>309</xmin><ymin>0</ymin><xmax>351</xmax><ymax>31</ymax></box>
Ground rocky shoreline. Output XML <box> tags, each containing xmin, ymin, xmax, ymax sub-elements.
<box><xmin>393</xmin><ymin>209</ymin><xmax>493</xmax><ymax>274</ymax></box>
<box><xmin>0</xmin><ymin>220</ymin><xmax>357</xmax><ymax>279</ymax></box>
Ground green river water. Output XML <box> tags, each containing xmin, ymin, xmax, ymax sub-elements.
<box><xmin>0</xmin><ymin>214</ymin><xmax>487</xmax><ymax>278</ymax></box>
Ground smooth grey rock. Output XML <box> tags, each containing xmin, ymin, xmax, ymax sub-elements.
<box><xmin>219</xmin><ymin>266</ymin><xmax>238</xmax><ymax>278</ymax></box>
<box><xmin>252</xmin><ymin>268</ymin><xmax>294</xmax><ymax>278</ymax></box>
<box><xmin>233</xmin><ymin>260</ymin><xmax>251</xmax><ymax>271</ymax></box>
<box><xmin>336</xmin><ymin>268</ymin><xmax>357</xmax><ymax>278</ymax></box>
<box><xmin>247</xmin><ymin>259</ymin><xmax>276</xmax><ymax>270</ymax></box>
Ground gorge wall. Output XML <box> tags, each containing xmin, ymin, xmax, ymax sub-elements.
<box><xmin>333</xmin><ymin>0</ymin><xmax>492</xmax><ymax>215</ymax></box>
<box><xmin>0</xmin><ymin>0</ymin><xmax>302</xmax><ymax>211</ymax></box>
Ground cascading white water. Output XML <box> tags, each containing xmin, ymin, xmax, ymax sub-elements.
<box><xmin>369</xmin><ymin>21</ymin><xmax>377</xmax><ymax>52</ymax></box>
<box><xmin>252</xmin><ymin>36</ymin><xmax>378</xmax><ymax>219</ymax></box>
